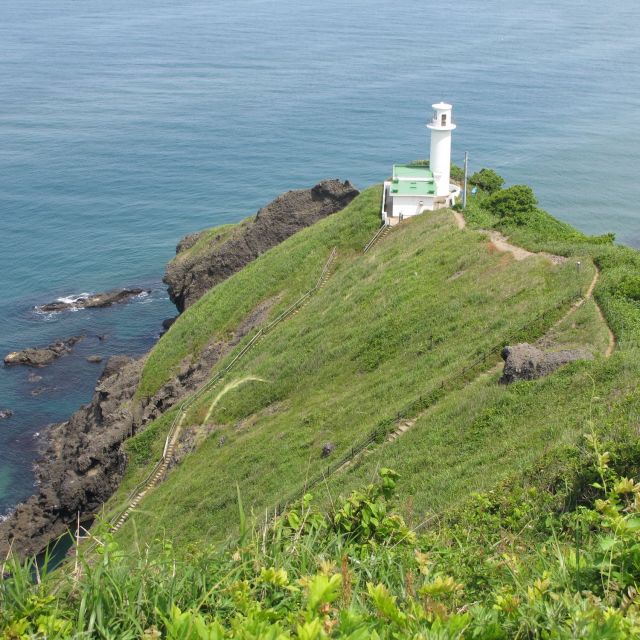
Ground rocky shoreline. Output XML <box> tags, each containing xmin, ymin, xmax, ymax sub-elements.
<box><xmin>164</xmin><ymin>179</ymin><xmax>358</xmax><ymax>311</ymax></box>
<box><xmin>0</xmin><ymin>179</ymin><xmax>358</xmax><ymax>559</ymax></box>
<box><xmin>4</xmin><ymin>336</ymin><xmax>83</xmax><ymax>367</ymax></box>
<box><xmin>37</xmin><ymin>288</ymin><xmax>146</xmax><ymax>313</ymax></box>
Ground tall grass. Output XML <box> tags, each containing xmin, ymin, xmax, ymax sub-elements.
<box><xmin>3</xmin><ymin>424</ymin><xmax>640</xmax><ymax>638</ymax></box>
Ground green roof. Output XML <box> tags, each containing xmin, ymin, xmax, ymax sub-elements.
<box><xmin>392</xmin><ymin>164</ymin><xmax>434</xmax><ymax>181</ymax></box>
<box><xmin>390</xmin><ymin>164</ymin><xmax>435</xmax><ymax>196</ymax></box>
<box><xmin>390</xmin><ymin>181</ymin><xmax>436</xmax><ymax>196</ymax></box>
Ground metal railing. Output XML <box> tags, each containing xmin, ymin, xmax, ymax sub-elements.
<box><xmin>363</xmin><ymin>224</ymin><xmax>388</xmax><ymax>253</ymax></box>
<box><xmin>266</xmin><ymin>288</ymin><xmax>584</xmax><ymax>521</ymax></box>
<box><xmin>85</xmin><ymin>247</ymin><xmax>338</xmax><ymax>550</ymax></box>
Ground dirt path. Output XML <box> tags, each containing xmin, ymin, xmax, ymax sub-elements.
<box><xmin>592</xmin><ymin>267</ymin><xmax>616</xmax><ymax>357</ymax></box>
<box><xmin>454</xmin><ymin>211</ymin><xmax>614</xmax><ymax>357</ymax></box>
<box><xmin>453</xmin><ymin>211</ymin><xmax>564</xmax><ymax>263</ymax></box>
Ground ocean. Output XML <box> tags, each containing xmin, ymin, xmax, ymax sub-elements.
<box><xmin>1</xmin><ymin>0</ymin><xmax>639</xmax><ymax>516</ymax></box>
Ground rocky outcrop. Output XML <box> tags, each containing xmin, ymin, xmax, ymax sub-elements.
<box><xmin>0</xmin><ymin>300</ymin><xmax>276</xmax><ymax>559</ymax></box>
<box><xmin>4</xmin><ymin>336</ymin><xmax>83</xmax><ymax>367</ymax></box>
<box><xmin>500</xmin><ymin>343</ymin><xmax>593</xmax><ymax>384</ymax></box>
<box><xmin>164</xmin><ymin>179</ymin><xmax>358</xmax><ymax>312</ymax></box>
<box><xmin>0</xmin><ymin>409</ymin><xmax>12</xmax><ymax>420</ymax></box>
<box><xmin>0</xmin><ymin>355</ymin><xmax>143</xmax><ymax>558</ymax></box>
<box><xmin>38</xmin><ymin>288</ymin><xmax>145</xmax><ymax>312</ymax></box>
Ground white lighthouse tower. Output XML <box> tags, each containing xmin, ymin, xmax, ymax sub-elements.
<box><xmin>380</xmin><ymin>101</ymin><xmax>460</xmax><ymax>225</ymax></box>
<box><xmin>427</xmin><ymin>102</ymin><xmax>456</xmax><ymax>197</ymax></box>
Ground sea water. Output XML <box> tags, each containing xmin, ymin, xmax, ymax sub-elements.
<box><xmin>1</xmin><ymin>0</ymin><xmax>639</xmax><ymax>516</ymax></box>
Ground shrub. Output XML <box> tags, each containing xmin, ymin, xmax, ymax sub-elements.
<box><xmin>450</xmin><ymin>163</ymin><xmax>464</xmax><ymax>182</ymax></box>
<box><xmin>482</xmin><ymin>184</ymin><xmax>538</xmax><ymax>224</ymax></box>
<box><xmin>616</xmin><ymin>274</ymin><xmax>640</xmax><ymax>301</ymax></box>
<box><xmin>469</xmin><ymin>168</ymin><xmax>505</xmax><ymax>194</ymax></box>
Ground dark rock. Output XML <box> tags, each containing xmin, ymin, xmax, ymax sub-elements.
<box><xmin>0</xmin><ymin>409</ymin><xmax>13</xmax><ymax>420</ymax></box>
<box><xmin>500</xmin><ymin>343</ymin><xmax>593</xmax><ymax>384</ymax></box>
<box><xmin>38</xmin><ymin>289</ymin><xmax>145</xmax><ymax>313</ymax></box>
<box><xmin>97</xmin><ymin>334</ymin><xmax>109</xmax><ymax>342</ymax></box>
<box><xmin>161</xmin><ymin>317</ymin><xmax>178</xmax><ymax>333</ymax></box>
<box><xmin>164</xmin><ymin>179</ymin><xmax>359</xmax><ymax>312</ymax></box>
<box><xmin>4</xmin><ymin>336</ymin><xmax>83</xmax><ymax>367</ymax></box>
<box><xmin>0</xmin><ymin>300</ymin><xmax>277</xmax><ymax>559</ymax></box>
<box><xmin>0</xmin><ymin>355</ymin><xmax>143</xmax><ymax>558</ymax></box>
<box><xmin>86</xmin><ymin>355</ymin><xmax>103</xmax><ymax>363</ymax></box>
<box><xmin>321</xmin><ymin>442</ymin><xmax>336</xmax><ymax>458</ymax></box>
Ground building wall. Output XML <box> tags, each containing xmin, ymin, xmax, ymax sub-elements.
<box><xmin>390</xmin><ymin>195</ymin><xmax>435</xmax><ymax>218</ymax></box>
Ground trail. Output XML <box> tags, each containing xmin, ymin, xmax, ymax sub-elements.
<box><xmin>379</xmin><ymin>213</ymin><xmax>617</xmax><ymax>448</ymax></box>
<box><xmin>454</xmin><ymin>210</ymin><xmax>614</xmax><ymax>357</ymax></box>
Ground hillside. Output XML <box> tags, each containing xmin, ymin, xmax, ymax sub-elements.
<box><xmin>3</xmin><ymin>177</ymin><xmax>640</xmax><ymax>638</ymax></box>
<box><xmin>102</xmin><ymin>184</ymin><xmax>627</xmax><ymax>551</ymax></box>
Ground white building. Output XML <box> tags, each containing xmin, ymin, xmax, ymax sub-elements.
<box><xmin>382</xmin><ymin>102</ymin><xmax>461</xmax><ymax>225</ymax></box>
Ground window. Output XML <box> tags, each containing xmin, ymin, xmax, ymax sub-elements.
<box><xmin>441</xmin><ymin>113</ymin><xmax>447</xmax><ymax>126</ymax></box>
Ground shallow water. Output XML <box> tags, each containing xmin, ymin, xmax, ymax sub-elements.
<box><xmin>1</xmin><ymin>0</ymin><xmax>639</xmax><ymax>514</ymax></box>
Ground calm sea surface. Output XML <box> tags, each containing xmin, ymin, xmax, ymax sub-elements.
<box><xmin>1</xmin><ymin>0</ymin><xmax>639</xmax><ymax>515</ymax></box>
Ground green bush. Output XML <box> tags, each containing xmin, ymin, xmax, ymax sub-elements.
<box><xmin>450</xmin><ymin>163</ymin><xmax>464</xmax><ymax>182</ymax></box>
<box><xmin>469</xmin><ymin>168</ymin><xmax>505</xmax><ymax>194</ymax></box>
<box><xmin>616</xmin><ymin>274</ymin><xmax>640</xmax><ymax>301</ymax></box>
<box><xmin>482</xmin><ymin>184</ymin><xmax>538</xmax><ymax>224</ymax></box>
<box><xmin>5</xmin><ymin>440</ymin><xmax>640</xmax><ymax>638</ymax></box>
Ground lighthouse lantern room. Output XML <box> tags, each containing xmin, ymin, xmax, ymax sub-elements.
<box><xmin>382</xmin><ymin>102</ymin><xmax>460</xmax><ymax>225</ymax></box>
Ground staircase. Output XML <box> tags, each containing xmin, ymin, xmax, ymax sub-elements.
<box><xmin>107</xmin><ymin>249</ymin><xmax>337</xmax><ymax>534</ymax></box>
<box><xmin>363</xmin><ymin>223</ymin><xmax>392</xmax><ymax>253</ymax></box>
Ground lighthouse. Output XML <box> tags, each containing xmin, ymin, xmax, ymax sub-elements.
<box><xmin>427</xmin><ymin>102</ymin><xmax>456</xmax><ymax>197</ymax></box>
<box><xmin>381</xmin><ymin>101</ymin><xmax>460</xmax><ymax>225</ymax></box>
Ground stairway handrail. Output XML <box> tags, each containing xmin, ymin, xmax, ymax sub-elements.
<box><xmin>99</xmin><ymin>247</ymin><xmax>338</xmax><ymax>539</ymax></box>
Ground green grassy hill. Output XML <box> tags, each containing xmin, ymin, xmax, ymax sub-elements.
<box><xmin>3</xmin><ymin>178</ymin><xmax>640</xmax><ymax>638</ymax></box>
<box><xmin>103</xmin><ymin>184</ymin><xmax>632</xmax><ymax>553</ymax></box>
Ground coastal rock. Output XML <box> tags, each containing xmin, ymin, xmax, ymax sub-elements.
<box><xmin>0</xmin><ymin>300</ymin><xmax>277</xmax><ymax>559</ymax></box>
<box><xmin>0</xmin><ymin>409</ymin><xmax>13</xmax><ymax>420</ymax></box>
<box><xmin>161</xmin><ymin>316</ymin><xmax>178</xmax><ymax>334</ymax></box>
<box><xmin>0</xmin><ymin>355</ymin><xmax>143</xmax><ymax>558</ymax></box>
<box><xmin>500</xmin><ymin>343</ymin><xmax>593</xmax><ymax>384</ymax></box>
<box><xmin>4</xmin><ymin>336</ymin><xmax>83</xmax><ymax>367</ymax></box>
<box><xmin>38</xmin><ymin>288</ymin><xmax>145</xmax><ymax>312</ymax></box>
<box><xmin>164</xmin><ymin>179</ymin><xmax>359</xmax><ymax>312</ymax></box>
<box><xmin>86</xmin><ymin>355</ymin><xmax>103</xmax><ymax>363</ymax></box>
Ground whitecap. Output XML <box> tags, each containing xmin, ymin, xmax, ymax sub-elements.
<box><xmin>56</xmin><ymin>292</ymin><xmax>92</xmax><ymax>305</ymax></box>
<box><xmin>33</xmin><ymin>291</ymin><xmax>93</xmax><ymax>315</ymax></box>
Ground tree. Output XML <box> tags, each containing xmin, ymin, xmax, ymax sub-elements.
<box><xmin>469</xmin><ymin>168</ymin><xmax>505</xmax><ymax>194</ymax></box>
<box><xmin>482</xmin><ymin>185</ymin><xmax>537</xmax><ymax>224</ymax></box>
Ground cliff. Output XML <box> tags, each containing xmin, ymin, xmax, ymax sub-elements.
<box><xmin>0</xmin><ymin>179</ymin><xmax>358</xmax><ymax>559</ymax></box>
<box><xmin>164</xmin><ymin>179</ymin><xmax>359</xmax><ymax>312</ymax></box>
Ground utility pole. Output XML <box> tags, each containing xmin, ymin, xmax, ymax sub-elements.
<box><xmin>462</xmin><ymin>151</ymin><xmax>469</xmax><ymax>209</ymax></box>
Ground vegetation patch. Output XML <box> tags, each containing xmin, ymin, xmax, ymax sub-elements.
<box><xmin>4</xmin><ymin>428</ymin><xmax>640</xmax><ymax>638</ymax></box>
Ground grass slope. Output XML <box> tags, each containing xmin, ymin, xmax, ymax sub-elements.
<box><xmin>109</xmin><ymin>189</ymin><xmax>598</xmax><ymax>551</ymax></box>
<box><xmin>137</xmin><ymin>188</ymin><xmax>382</xmax><ymax>399</ymax></box>
<box><xmin>5</xmin><ymin>179</ymin><xmax>640</xmax><ymax>640</ymax></box>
